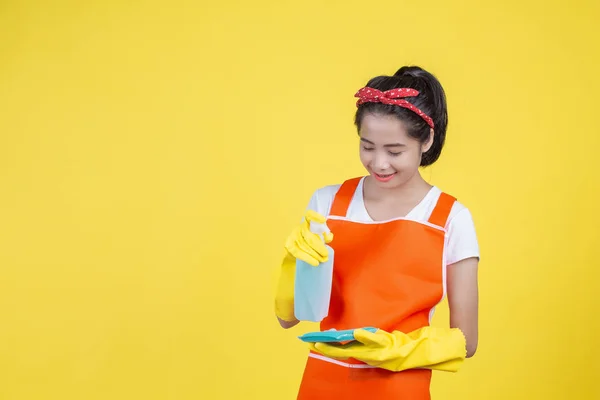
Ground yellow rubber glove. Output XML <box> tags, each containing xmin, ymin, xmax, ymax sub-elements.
<box><xmin>274</xmin><ymin>210</ymin><xmax>333</xmax><ymax>322</ymax></box>
<box><xmin>309</xmin><ymin>326</ymin><xmax>466</xmax><ymax>372</ymax></box>
<box><xmin>274</xmin><ymin>253</ymin><xmax>297</xmax><ymax>322</ymax></box>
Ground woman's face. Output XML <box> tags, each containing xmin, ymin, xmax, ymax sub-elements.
<box><xmin>358</xmin><ymin>113</ymin><xmax>432</xmax><ymax>189</ymax></box>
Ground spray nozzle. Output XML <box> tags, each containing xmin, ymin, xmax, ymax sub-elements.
<box><xmin>310</xmin><ymin>220</ymin><xmax>331</xmax><ymax>243</ymax></box>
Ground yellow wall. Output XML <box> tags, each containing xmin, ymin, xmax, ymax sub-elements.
<box><xmin>1</xmin><ymin>0</ymin><xmax>598</xmax><ymax>399</ymax></box>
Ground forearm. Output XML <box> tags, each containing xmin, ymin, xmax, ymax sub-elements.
<box><xmin>274</xmin><ymin>253</ymin><xmax>298</xmax><ymax>326</ymax></box>
<box><xmin>310</xmin><ymin>326</ymin><xmax>467</xmax><ymax>373</ymax></box>
<box><xmin>447</xmin><ymin>257</ymin><xmax>479</xmax><ymax>358</ymax></box>
<box><xmin>449</xmin><ymin>299</ymin><xmax>478</xmax><ymax>358</ymax></box>
<box><xmin>454</xmin><ymin>322</ymin><xmax>477</xmax><ymax>358</ymax></box>
<box><xmin>394</xmin><ymin>326</ymin><xmax>467</xmax><ymax>370</ymax></box>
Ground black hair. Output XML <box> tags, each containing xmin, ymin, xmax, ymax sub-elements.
<box><xmin>354</xmin><ymin>66</ymin><xmax>448</xmax><ymax>167</ymax></box>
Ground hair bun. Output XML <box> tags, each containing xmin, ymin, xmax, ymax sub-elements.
<box><xmin>394</xmin><ymin>66</ymin><xmax>427</xmax><ymax>78</ymax></box>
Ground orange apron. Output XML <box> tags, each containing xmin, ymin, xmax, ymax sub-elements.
<box><xmin>296</xmin><ymin>177</ymin><xmax>456</xmax><ymax>400</ymax></box>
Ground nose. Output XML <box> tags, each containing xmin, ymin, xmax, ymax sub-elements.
<box><xmin>371</xmin><ymin>153</ymin><xmax>391</xmax><ymax>171</ymax></box>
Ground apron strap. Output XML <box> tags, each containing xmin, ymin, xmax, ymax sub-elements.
<box><xmin>329</xmin><ymin>177</ymin><xmax>362</xmax><ymax>217</ymax></box>
<box><xmin>428</xmin><ymin>192</ymin><xmax>457</xmax><ymax>229</ymax></box>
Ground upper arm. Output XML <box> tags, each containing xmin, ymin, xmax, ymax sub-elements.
<box><xmin>447</xmin><ymin>257</ymin><xmax>479</xmax><ymax>358</ymax></box>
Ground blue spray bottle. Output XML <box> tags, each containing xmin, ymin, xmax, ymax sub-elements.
<box><xmin>294</xmin><ymin>219</ymin><xmax>334</xmax><ymax>322</ymax></box>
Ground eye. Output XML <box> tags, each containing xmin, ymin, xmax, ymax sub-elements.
<box><xmin>389</xmin><ymin>151</ymin><xmax>402</xmax><ymax>156</ymax></box>
<box><xmin>362</xmin><ymin>146</ymin><xmax>375</xmax><ymax>151</ymax></box>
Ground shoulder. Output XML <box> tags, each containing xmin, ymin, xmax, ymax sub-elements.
<box><xmin>307</xmin><ymin>177</ymin><xmax>366</xmax><ymax>213</ymax></box>
<box><xmin>448</xmin><ymin>198</ymin><xmax>472</xmax><ymax>228</ymax></box>
<box><xmin>430</xmin><ymin>188</ymin><xmax>480</xmax><ymax>264</ymax></box>
<box><xmin>305</xmin><ymin>182</ymin><xmax>343</xmax><ymax>215</ymax></box>
<box><xmin>313</xmin><ymin>183</ymin><xmax>343</xmax><ymax>200</ymax></box>
<box><xmin>422</xmin><ymin>187</ymin><xmax>472</xmax><ymax>228</ymax></box>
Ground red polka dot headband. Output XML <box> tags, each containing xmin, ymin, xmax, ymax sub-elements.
<box><xmin>355</xmin><ymin>87</ymin><xmax>434</xmax><ymax>129</ymax></box>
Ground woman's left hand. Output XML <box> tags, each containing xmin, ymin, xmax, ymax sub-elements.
<box><xmin>309</xmin><ymin>327</ymin><xmax>466</xmax><ymax>372</ymax></box>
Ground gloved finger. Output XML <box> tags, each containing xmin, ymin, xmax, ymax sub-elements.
<box><xmin>303</xmin><ymin>210</ymin><xmax>332</xmax><ymax>247</ymax></box>
<box><xmin>287</xmin><ymin>244</ymin><xmax>320</xmax><ymax>266</ymax></box>
<box><xmin>304</xmin><ymin>210</ymin><xmax>327</xmax><ymax>225</ymax></box>
<box><xmin>312</xmin><ymin>342</ymin><xmax>354</xmax><ymax>360</ymax></box>
<box><xmin>285</xmin><ymin>225</ymin><xmax>324</xmax><ymax>260</ymax></box>
<box><xmin>353</xmin><ymin>329</ymin><xmax>390</xmax><ymax>347</ymax></box>
<box><xmin>299</xmin><ymin>223</ymin><xmax>329</xmax><ymax>258</ymax></box>
<box><xmin>309</xmin><ymin>343</ymin><xmax>348</xmax><ymax>360</ymax></box>
<box><xmin>295</xmin><ymin>238</ymin><xmax>327</xmax><ymax>265</ymax></box>
<box><xmin>296</xmin><ymin>223</ymin><xmax>328</xmax><ymax>258</ymax></box>
<box><xmin>284</xmin><ymin>229</ymin><xmax>321</xmax><ymax>266</ymax></box>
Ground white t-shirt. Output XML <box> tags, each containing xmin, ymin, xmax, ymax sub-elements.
<box><xmin>305</xmin><ymin>177</ymin><xmax>480</xmax><ymax>266</ymax></box>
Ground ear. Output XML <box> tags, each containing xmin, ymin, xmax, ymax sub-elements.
<box><xmin>422</xmin><ymin>128</ymin><xmax>434</xmax><ymax>153</ymax></box>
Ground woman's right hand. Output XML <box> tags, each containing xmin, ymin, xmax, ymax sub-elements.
<box><xmin>284</xmin><ymin>210</ymin><xmax>333</xmax><ymax>267</ymax></box>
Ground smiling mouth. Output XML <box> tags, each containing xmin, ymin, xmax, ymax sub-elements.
<box><xmin>373</xmin><ymin>172</ymin><xmax>397</xmax><ymax>182</ymax></box>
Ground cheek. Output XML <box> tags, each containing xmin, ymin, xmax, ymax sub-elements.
<box><xmin>392</xmin><ymin>151</ymin><xmax>421</xmax><ymax>172</ymax></box>
<box><xmin>359</xmin><ymin>150</ymin><xmax>371</xmax><ymax>166</ymax></box>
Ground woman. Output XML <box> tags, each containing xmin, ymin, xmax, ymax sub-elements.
<box><xmin>274</xmin><ymin>65</ymin><xmax>480</xmax><ymax>399</ymax></box>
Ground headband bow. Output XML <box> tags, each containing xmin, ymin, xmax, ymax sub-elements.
<box><xmin>354</xmin><ymin>87</ymin><xmax>434</xmax><ymax>129</ymax></box>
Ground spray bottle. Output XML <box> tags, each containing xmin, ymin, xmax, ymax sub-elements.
<box><xmin>294</xmin><ymin>219</ymin><xmax>335</xmax><ymax>322</ymax></box>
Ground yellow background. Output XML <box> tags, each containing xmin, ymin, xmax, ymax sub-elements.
<box><xmin>1</xmin><ymin>0</ymin><xmax>599</xmax><ymax>399</ymax></box>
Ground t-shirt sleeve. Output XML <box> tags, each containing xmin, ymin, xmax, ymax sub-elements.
<box><xmin>305</xmin><ymin>189</ymin><xmax>322</xmax><ymax>214</ymax></box>
<box><xmin>446</xmin><ymin>207</ymin><xmax>480</xmax><ymax>266</ymax></box>
<box><xmin>305</xmin><ymin>186</ymin><xmax>337</xmax><ymax>217</ymax></box>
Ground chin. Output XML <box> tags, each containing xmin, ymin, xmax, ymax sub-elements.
<box><xmin>380</xmin><ymin>180</ymin><xmax>405</xmax><ymax>189</ymax></box>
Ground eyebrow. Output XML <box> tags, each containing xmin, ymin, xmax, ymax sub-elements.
<box><xmin>360</xmin><ymin>138</ymin><xmax>406</xmax><ymax>148</ymax></box>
